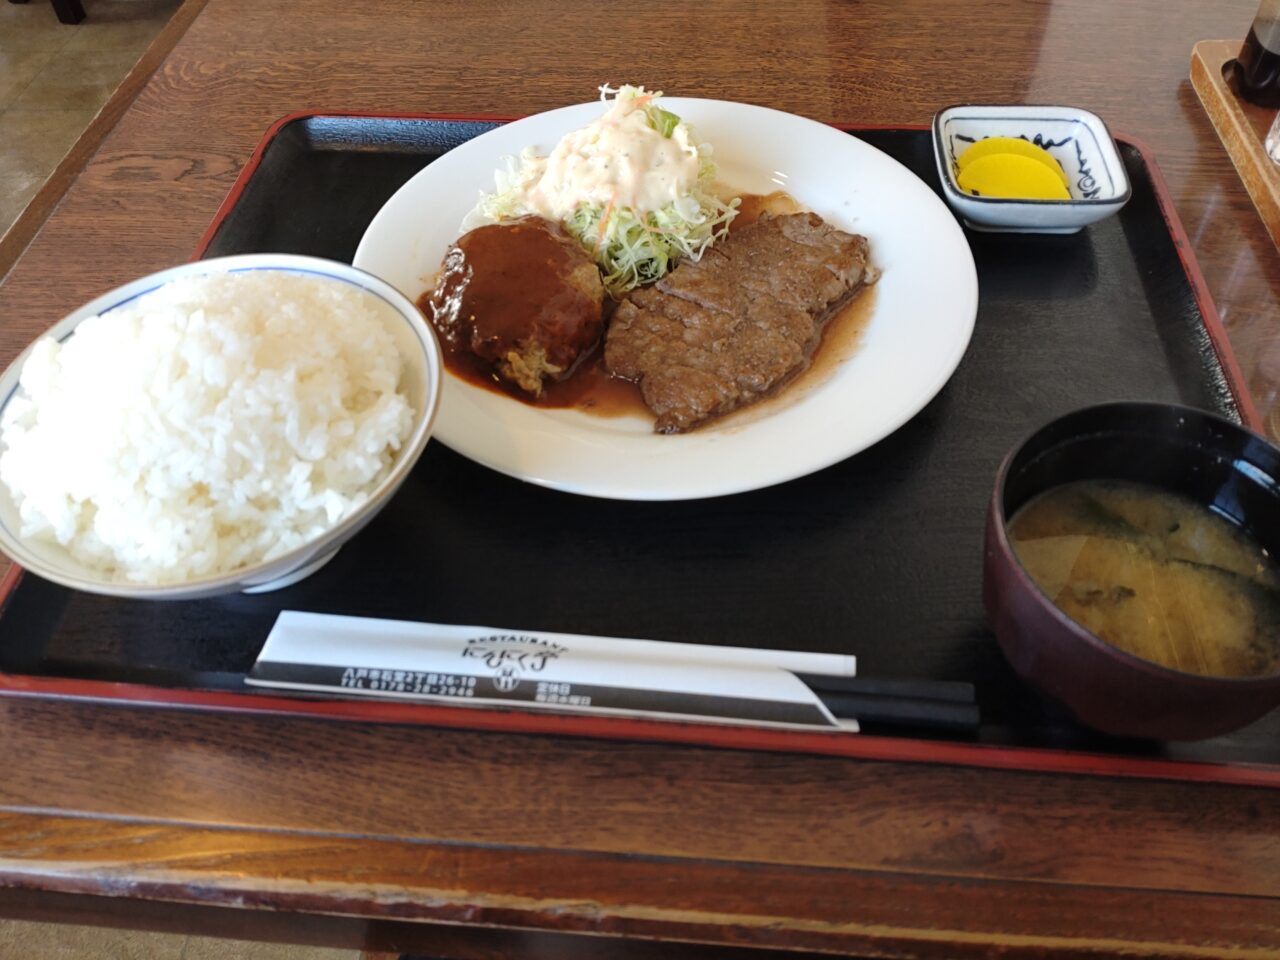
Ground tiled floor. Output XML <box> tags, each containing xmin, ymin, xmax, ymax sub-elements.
<box><xmin>0</xmin><ymin>919</ymin><xmax>367</xmax><ymax>958</ymax></box>
<box><xmin>0</xmin><ymin>0</ymin><xmax>179</xmax><ymax>238</ymax></box>
<box><xmin>0</xmin><ymin>5</ymin><xmax>375</xmax><ymax>954</ymax></box>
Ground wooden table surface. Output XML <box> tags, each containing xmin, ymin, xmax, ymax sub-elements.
<box><xmin>3</xmin><ymin>0</ymin><xmax>1280</xmax><ymax>956</ymax></box>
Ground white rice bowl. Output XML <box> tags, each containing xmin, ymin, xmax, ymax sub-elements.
<box><xmin>0</xmin><ymin>271</ymin><xmax>415</xmax><ymax>585</ymax></box>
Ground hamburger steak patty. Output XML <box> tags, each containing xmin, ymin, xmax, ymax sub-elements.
<box><xmin>604</xmin><ymin>212</ymin><xmax>872</xmax><ymax>432</ymax></box>
<box><xmin>426</xmin><ymin>217</ymin><xmax>605</xmax><ymax>396</ymax></box>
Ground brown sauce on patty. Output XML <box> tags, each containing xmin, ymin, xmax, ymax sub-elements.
<box><xmin>423</xmin><ymin>216</ymin><xmax>604</xmax><ymax>396</ymax></box>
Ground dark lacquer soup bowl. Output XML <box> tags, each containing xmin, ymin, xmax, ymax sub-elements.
<box><xmin>984</xmin><ymin>401</ymin><xmax>1280</xmax><ymax>740</ymax></box>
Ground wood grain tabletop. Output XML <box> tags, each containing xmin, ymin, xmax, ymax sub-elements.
<box><xmin>2</xmin><ymin>0</ymin><xmax>1280</xmax><ymax>956</ymax></box>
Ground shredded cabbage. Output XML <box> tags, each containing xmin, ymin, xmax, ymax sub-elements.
<box><xmin>467</xmin><ymin>85</ymin><xmax>738</xmax><ymax>297</ymax></box>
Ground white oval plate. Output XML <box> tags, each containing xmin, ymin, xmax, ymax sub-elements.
<box><xmin>354</xmin><ymin>99</ymin><xmax>978</xmax><ymax>500</ymax></box>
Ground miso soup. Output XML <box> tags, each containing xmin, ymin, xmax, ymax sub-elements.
<box><xmin>1007</xmin><ymin>479</ymin><xmax>1280</xmax><ymax>678</ymax></box>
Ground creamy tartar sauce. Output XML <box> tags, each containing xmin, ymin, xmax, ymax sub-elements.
<box><xmin>517</xmin><ymin>94</ymin><xmax>700</xmax><ymax>220</ymax></box>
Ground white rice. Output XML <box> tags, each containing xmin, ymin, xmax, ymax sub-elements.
<box><xmin>0</xmin><ymin>271</ymin><xmax>415</xmax><ymax>584</ymax></box>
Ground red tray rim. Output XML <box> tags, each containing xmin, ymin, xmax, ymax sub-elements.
<box><xmin>3</xmin><ymin>112</ymin><xmax>1275</xmax><ymax>791</ymax></box>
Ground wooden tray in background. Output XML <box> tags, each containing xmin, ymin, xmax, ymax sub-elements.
<box><xmin>1191</xmin><ymin>38</ymin><xmax>1280</xmax><ymax>248</ymax></box>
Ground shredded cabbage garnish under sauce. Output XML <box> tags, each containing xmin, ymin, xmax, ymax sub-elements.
<box><xmin>465</xmin><ymin>85</ymin><xmax>738</xmax><ymax>296</ymax></box>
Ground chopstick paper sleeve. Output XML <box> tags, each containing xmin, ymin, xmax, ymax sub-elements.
<box><xmin>246</xmin><ymin>611</ymin><xmax>854</xmax><ymax>731</ymax></box>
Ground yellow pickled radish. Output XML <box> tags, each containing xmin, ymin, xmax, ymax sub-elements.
<box><xmin>956</xmin><ymin>154</ymin><xmax>1072</xmax><ymax>200</ymax></box>
<box><xmin>957</xmin><ymin>137</ymin><xmax>1070</xmax><ymax>188</ymax></box>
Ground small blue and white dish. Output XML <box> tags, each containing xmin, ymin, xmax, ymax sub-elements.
<box><xmin>932</xmin><ymin>104</ymin><xmax>1131</xmax><ymax>234</ymax></box>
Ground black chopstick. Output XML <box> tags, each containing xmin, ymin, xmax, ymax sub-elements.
<box><xmin>795</xmin><ymin>674</ymin><xmax>979</xmax><ymax>730</ymax></box>
<box><xmin>815</xmin><ymin>690</ymin><xmax>980</xmax><ymax>731</ymax></box>
<box><xmin>796</xmin><ymin>673</ymin><xmax>975</xmax><ymax>705</ymax></box>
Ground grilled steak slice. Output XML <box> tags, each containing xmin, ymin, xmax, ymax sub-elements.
<box><xmin>604</xmin><ymin>212</ymin><xmax>871</xmax><ymax>432</ymax></box>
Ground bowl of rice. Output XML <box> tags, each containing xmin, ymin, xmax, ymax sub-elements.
<box><xmin>0</xmin><ymin>254</ymin><xmax>442</xmax><ymax>599</ymax></box>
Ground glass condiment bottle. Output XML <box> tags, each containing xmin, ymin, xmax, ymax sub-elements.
<box><xmin>1267</xmin><ymin>111</ymin><xmax>1280</xmax><ymax>163</ymax></box>
<box><xmin>1233</xmin><ymin>0</ymin><xmax>1280</xmax><ymax>107</ymax></box>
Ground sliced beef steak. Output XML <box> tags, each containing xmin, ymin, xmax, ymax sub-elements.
<box><xmin>604</xmin><ymin>212</ymin><xmax>871</xmax><ymax>433</ymax></box>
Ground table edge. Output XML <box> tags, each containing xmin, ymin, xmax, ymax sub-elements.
<box><xmin>0</xmin><ymin>0</ymin><xmax>211</xmax><ymax>283</ymax></box>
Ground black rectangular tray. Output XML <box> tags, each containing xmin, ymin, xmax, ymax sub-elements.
<box><xmin>2</xmin><ymin>114</ymin><xmax>1275</xmax><ymax>787</ymax></box>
